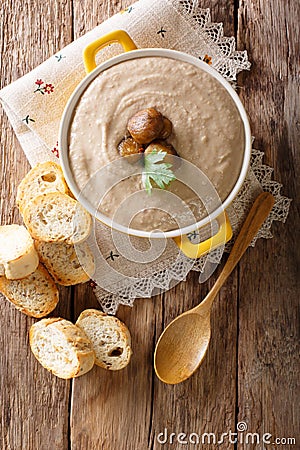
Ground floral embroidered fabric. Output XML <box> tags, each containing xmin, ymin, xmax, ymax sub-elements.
<box><xmin>0</xmin><ymin>0</ymin><xmax>291</xmax><ymax>314</ymax></box>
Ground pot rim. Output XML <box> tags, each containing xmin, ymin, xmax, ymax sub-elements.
<box><xmin>59</xmin><ymin>48</ymin><xmax>252</xmax><ymax>239</ymax></box>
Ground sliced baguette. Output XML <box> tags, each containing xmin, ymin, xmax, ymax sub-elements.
<box><xmin>29</xmin><ymin>318</ymin><xmax>95</xmax><ymax>379</ymax></box>
<box><xmin>22</xmin><ymin>192</ymin><xmax>91</xmax><ymax>244</ymax></box>
<box><xmin>0</xmin><ymin>264</ymin><xmax>59</xmax><ymax>318</ymax></box>
<box><xmin>35</xmin><ymin>240</ymin><xmax>95</xmax><ymax>286</ymax></box>
<box><xmin>76</xmin><ymin>309</ymin><xmax>132</xmax><ymax>370</ymax></box>
<box><xmin>0</xmin><ymin>225</ymin><xmax>39</xmax><ymax>279</ymax></box>
<box><xmin>16</xmin><ymin>161</ymin><xmax>69</xmax><ymax>213</ymax></box>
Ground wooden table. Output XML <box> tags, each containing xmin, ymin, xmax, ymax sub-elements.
<box><xmin>0</xmin><ymin>1</ymin><xmax>299</xmax><ymax>449</ymax></box>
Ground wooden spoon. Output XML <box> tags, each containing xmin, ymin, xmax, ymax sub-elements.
<box><xmin>154</xmin><ymin>192</ymin><xmax>275</xmax><ymax>384</ymax></box>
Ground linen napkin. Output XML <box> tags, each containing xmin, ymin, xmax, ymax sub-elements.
<box><xmin>0</xmin><ymin>0</ymin><xmax>291</xmax><ymax>313</ymax></box>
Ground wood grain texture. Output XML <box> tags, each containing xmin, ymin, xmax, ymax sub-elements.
<box><xmin>0</xmin><ymin>0</ymin><xmax>298</xmax><ymax>449</ymax></box>
<box><xmin>236</xmin><ymin>0</ymin><xmax>300</xmax><ymax>445</ymax></box>
<box><xmin>0</xmin><ymin>1</ymin><xmax>73</xmax><ymax>449</ymax></box>
<box><xmin>70</xmin><ymin>2</ymin><xmax>239</xmax><ymax>449</ymax></box>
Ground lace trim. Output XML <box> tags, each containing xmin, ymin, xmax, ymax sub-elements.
<box><xmin>170</xmin><ymin>0</ymin><xmax>251</xmax><ymax>81</ymax></box>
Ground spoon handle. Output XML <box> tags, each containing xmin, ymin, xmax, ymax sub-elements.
<box><xmin>197</xmin><ymin>192</ymin><xmax>275</xmax><ymax>310</ymax></box>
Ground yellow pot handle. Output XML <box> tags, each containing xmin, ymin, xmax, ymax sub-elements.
<box><xmin>83</xmin><ymin>30</ymin><xmax>137</xmax><ymax>74</ymax></box>
<box><xmin>173</xmin><ymin>212</ymin><xmax>232</xmax><ymax>259</ymax></box>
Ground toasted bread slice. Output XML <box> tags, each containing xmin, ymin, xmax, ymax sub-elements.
<box><xmin>16</xmin><ymin>161</ymin><xmax>69</xmax><ymax>213</ymax></box>
<box><xmin>0</xmin><ymin>264</ymin><xmax>59</xmax><ymax>318</ymax></box>
<box><xmin>29</xmin><ymin>318</ymin><xmax>95</xmax><ymax>379</ymax></box>
<box><xmin>76</xmin><ymin>309</ymin><xmax>132</xmax><ymax>370</ymax></box>
<box><xmin>35</xmin><ymin>240</ymin><xmax>95</xmax><ymax>286</ymax></box>
<box><xmin>0</xmin><ymin>225</ymin><xmax>39</xmax><ymax>279</ymax></box>
<box><xmin>22</xmin><ymin>192</ymin><xmax>91</xmax><ymax>244</ymax></box>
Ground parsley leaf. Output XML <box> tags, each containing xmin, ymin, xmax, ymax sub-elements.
<box><xmin>142</xmin><ymin>150</ymin><xmax>176</xmax><ymax>195</ymax></box>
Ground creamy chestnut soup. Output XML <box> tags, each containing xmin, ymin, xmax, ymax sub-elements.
<box><xmin>69</xmin><ymin>56</ymin><xmax>245</xmax><ymax>232</ymax></box>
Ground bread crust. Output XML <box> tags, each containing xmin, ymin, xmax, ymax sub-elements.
<box><xmin>0</xmin><ymin>225</ymin><xmax>39</xmax><ymax>279</ymax></box>
<box><xmin>29</xmin><ymin>318</ymin><xmax>95</xmax><ymax>379</ymax></box>
<box><xmin>76</xmin><ymin>309</ymin><xmax>132</xmax><ymax>370</ymax></box>
<box><xmin>0</xmin><ymin>264</ymin><xmax>59</xmax><ymax>318</ymax></box>
<box><xmin>34</xmin><ymin>240</ymin><xmax>95</xmax><ymax>286</ymax></box>
<box><xmin>22</xmin><ymin>192</ymin><xmax>91</xmax><ymax>244</ymax></box>
<box><xmin>16</xmin><ymin>161</ymin><xmax>69</xmax><ymax>212</ymax></box>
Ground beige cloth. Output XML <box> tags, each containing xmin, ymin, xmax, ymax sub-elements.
<box><xmin>0</xmin><ymin>0</ymin><xmax>290</xmax><ymax>313</ymax></box>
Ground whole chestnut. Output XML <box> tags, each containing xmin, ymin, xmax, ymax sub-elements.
<box><xmin>144</xmin><ymin>140</ymin><xmax>178</xmax><ymax>157</ymax></box>
<box><xmin>127</xmin><ymin>108</ymin><xmax>164</xmax><ymax>144</ymax></box>
<box><xmin>118</xmin><ymin>137</ymin><xmax>144</xmax><ymax>162</ymax></box>
<box><xmin>160</xmin><ymin>117</ymin><xmax>173</xmax><ymax>139</ymax></box>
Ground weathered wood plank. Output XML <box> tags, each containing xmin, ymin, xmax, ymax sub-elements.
<box><xmin>0</xmin><ymin>1</ymin><xmax>73</xmax><ymax>449</ymax></box>
<box><xmin>237</xmin><ymin>0</ymin><xmax>299</xmax><ymax>445</ymax></box>
<box><xmin>150</xmin><ymin>5</ymin><xmax>239</xmax><ymax>447</ymax></box>
<box><xmin>1</xmin><ymin>1</ymin><xmax>298</xmax><ymax>449</ymax></box>
<box><xmin>199</xmin><ymin>0</ymin><xmax>236</xmax><ymax>35</ymax></box>
<box><xmin>70</xmin><ymin>2</ymin><xmax>239</xmax><ymax>449</ymax></box>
